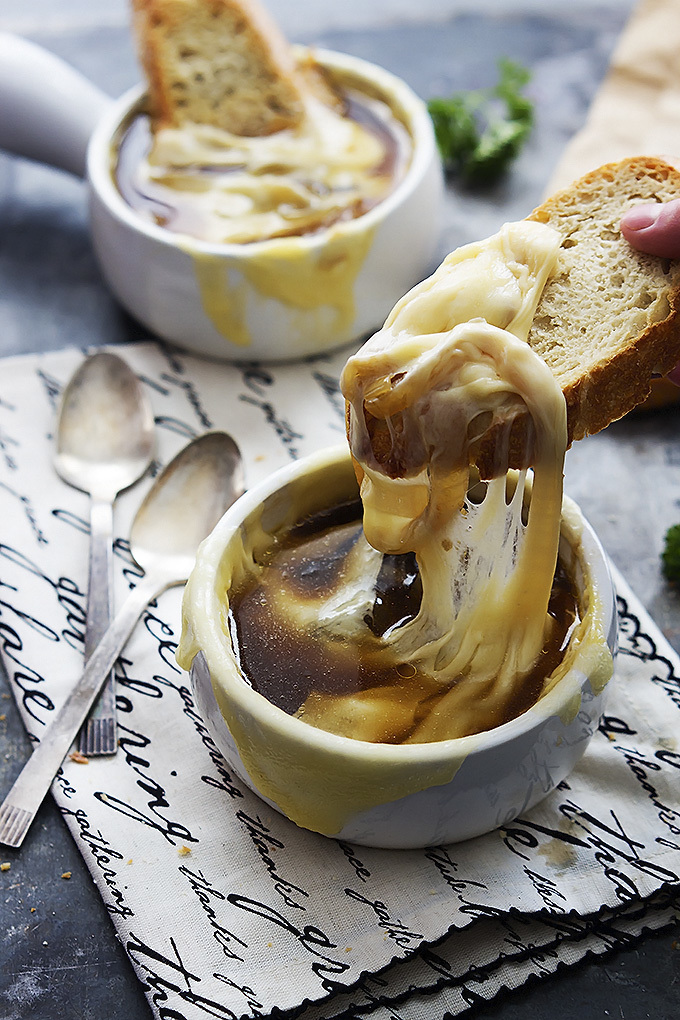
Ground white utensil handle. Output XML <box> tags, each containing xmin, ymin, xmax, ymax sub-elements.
<box><xmin>0</xmin><ymin>33</ymin><xmax>112</xmax><ymax>177</ymax></box>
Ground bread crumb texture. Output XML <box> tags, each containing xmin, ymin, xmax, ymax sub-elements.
<box><xmin>527</xmin><ymin>156</ymin><xmax>680</xmax><ymax>442</ymax></box>
<box><xmin>132</xmin><ymin>0</ymin><xmax>308</xmax><ymax>135</ymax></box>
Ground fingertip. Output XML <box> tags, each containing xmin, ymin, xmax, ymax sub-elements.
<box><xmin>621</xmin><ymin>199</ymin><xmax>680</xmax><ymax>258</ymax></box>
<box><xmin>620</xmin><ymin>204</ymin><xmax>660</xmax><ymax>234</ymax></box>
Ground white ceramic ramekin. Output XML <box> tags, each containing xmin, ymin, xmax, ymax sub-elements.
<box><xmin>0</xmin><ymin>35</ymin><xmax>443</xmax><ymax>362</ymax></box>
<box><xmin>179</xmin><ymin>446</ymin><xmax>617</xmax><ymax>849</ymax></box>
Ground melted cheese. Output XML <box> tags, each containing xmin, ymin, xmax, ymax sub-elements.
<box><xmin>129</xmin><ymin>93</ymin><xmax>409</xmax><ymax>244</ymax></box>
<box><xmin>296</xmin><ymin>219</ymin><xmax>570</xmax><ymax>740</ymax></box>
<box><xmin>186</xmin><ymin>225</ymin><xmax>375</xmax><ymax>347</ymax></box>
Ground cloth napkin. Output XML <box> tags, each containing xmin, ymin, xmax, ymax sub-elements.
<box><xmin>547</xmin><ymin>0</ymin><xmax>680</xmax><ymax>193</ymax></box>
<box><xmin>0</xmin><ymin>340</ymin><xmax>678</xmax><ymax>1020</ymax></box>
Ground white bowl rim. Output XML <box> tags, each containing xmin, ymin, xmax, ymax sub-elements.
<box><xmin>185</xmin><ymin>444</ymin><xmax>616</xmax><ymax>767</ymax></box>
<box><xmin>86</xmin><ymin>47</ymin><xmax>439</xmax><ymax>258</ymax></box>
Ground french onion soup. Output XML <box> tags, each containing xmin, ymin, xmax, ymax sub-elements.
<box><xmin>114</xmin><ymin>75</ymin><xmax>412</xmax><ymax>245</ymax></box>
<box><xmin>227</xmin><ymin>494</ymin><xmax>581</xmax><ymax>743</ymax></box>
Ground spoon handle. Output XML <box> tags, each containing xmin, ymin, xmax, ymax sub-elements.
<box><xmin>79</xmin><ymin>497</ymin><xmax>117</xmax><ymax>755</ymax></box>
<box><xmin>0</xmin><ymin>572</ymin><xmax>169</xmax><ymax>849</ymax></box>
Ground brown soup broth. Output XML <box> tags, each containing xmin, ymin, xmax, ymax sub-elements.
<box><xmin>228</xmin><ymin>501</ymin><xmax>581</xmax><ymax>739</ymax></box>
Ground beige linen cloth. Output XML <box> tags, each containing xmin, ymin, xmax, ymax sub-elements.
<box><xmin>548</xmin><ymin>0</ymin><xmax>680</xmax><ymax>192</ymax></box>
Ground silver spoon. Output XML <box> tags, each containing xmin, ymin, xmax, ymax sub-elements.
<box><xmin>0</xmin><ymin>431</ymin><xmax>245</xmax><ymax>848</ymax></box>
<box><xmin>55</xmin><ymin>352</ymin><xmax>155</xmax><ymax>755</ymax></box>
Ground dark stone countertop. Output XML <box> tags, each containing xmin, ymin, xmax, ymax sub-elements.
<box><xmin>0</xmin><ymin>3</ymin><xmax>678</xmax><ymax>1018</ymax></box>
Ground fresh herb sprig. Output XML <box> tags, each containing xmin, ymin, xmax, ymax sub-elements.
<box><xmin>427</xmin><ymin>59</ymin><xmax>534</xmax><ymax>183</ymax></box>
<box><xmin>662</xmin><ymin>523</ymin><xmax>680</xmax><ymax>582</ymax></box>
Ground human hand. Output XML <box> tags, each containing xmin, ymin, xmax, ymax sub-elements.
<box><xmin>621</xmin><ymin>198</ymin><xmax>680</xmax><ymax>383</ymax></box>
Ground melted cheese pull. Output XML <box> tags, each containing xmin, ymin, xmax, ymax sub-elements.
<box><xmin>299</xmin><ymin>219</ymin><xmax>568</xmax><ymax>740</ymax></box>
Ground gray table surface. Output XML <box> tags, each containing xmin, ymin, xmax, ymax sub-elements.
<box><xmin>1</xmin><ymin>1</ymin><xmax>679</xmax><ymax>1018</ymax></box>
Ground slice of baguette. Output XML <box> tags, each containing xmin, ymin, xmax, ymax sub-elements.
<box><xmin>357</xmin><ymin>156</ymin><xmax>680</xmax><ymax>479</ymax></box>
<box><xmin>131</xmin><ymin>0</ymin><xmax>308</xmax><ymax>136</ymax></box>
<box><xmin>525</xmin><ymin>155</ymin><xmax>680</xmax><ymax>447</ymax></box>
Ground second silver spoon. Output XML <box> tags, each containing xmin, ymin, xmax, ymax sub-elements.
<box><xmin>55</xmin><ymin>351</ymin><xmax>155</xmax><ymax>755</ymax></box>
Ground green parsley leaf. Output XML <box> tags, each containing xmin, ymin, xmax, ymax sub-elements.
<box><xmin>662</xmin><ymin>523</ymin><xmax>680</xmax><ymax>582</ymax></box>
<box><xmin>427</xmin><ymin>58</ymin><xmax>534</xmax><ymax>183</ymax></box>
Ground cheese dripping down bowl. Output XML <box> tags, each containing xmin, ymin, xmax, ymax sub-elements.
<box><xmin>88</xmin><ymin>47</ymin><xmax>442</xmax><ymax>362</ymax></box>
<box><xmin>178</xmin><ymin>445</ymin><xmax>616</xmax><ymax>849</ymax></box>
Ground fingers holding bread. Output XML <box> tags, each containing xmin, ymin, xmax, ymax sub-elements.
<box><xmin>621</xmin><ymin>196</ymin><xmax>680</xmax><ymax>259</ymax></box>
<box><xmin>526</xmin><ymin>156</ymin><xmax>680</xmax><ymax>444</ymax></box>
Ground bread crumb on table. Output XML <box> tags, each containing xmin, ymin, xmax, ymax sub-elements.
<box><xmin>1</xmin><ymin>862</ymin><xmax>10</xmax><ymax>872</ymax></box>
<box><xmin>178</xmin><ymin>846</ymin><xmax>191</xmax><ymax>856</ymax></box>
<box><xmin>68</xmin><ymin>751</ymin><xmax>89</xmax><ymax>764</ymax></box>
<box><xmin>61</xmin><ymin>871</ymin><xmax>72</xmax><ymax>880</ymax></box>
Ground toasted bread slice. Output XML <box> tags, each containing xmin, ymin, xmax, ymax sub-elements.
<box><xmin>525</xmin><ymin>156</ymin><xmax>680</xmax><ymax>445</ymax></box>
<box><xmin>356</xmin><ymin>157</ymin><xmax>680</xmax><ymax>479</ymax></box>
<box><xmin>131</xmin><ymin>0</ymin><xmax>308</xmax><ymax>136</ymax></box>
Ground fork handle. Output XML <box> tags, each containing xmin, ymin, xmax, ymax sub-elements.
<box><xmin>0</xmin><ymin>573</ymin><xmax>164</xmax><ymax>848</ymax></box>
<box><xmin>79</xmin><ymin>497</ymin><xmax>116</xmax><ymax>754</ymax></box>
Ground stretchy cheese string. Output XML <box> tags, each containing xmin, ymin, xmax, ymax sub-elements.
<box><xmin>316</xmin><ymin>220</ymin><xmax>568</xmax><ymax>740</ymax></box>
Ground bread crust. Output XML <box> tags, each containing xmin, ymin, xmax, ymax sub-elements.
<box><xmin>131</xmin><ymin>0</ymin><xmax>308</xmax><ymax>135</ymax></box>
<box><xmin>526</xmin><ymin>156</ymin><xmax>680</xmax><ymax>441</ymax></box>
<box><xmin>352</xmin><ymin>157</ymin><xmax>680</xmax><ymax>480</ymax></box>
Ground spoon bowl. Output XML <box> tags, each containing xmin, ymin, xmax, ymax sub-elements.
<box><xmin>130</xmin><ymin>431</ymin><xmax>245</xmax><ymax>582</ymax></box>
<box><xmin>55</xmin><ymin>351</ymin><xmax>155</xmax><ymax>500</ymax></box>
